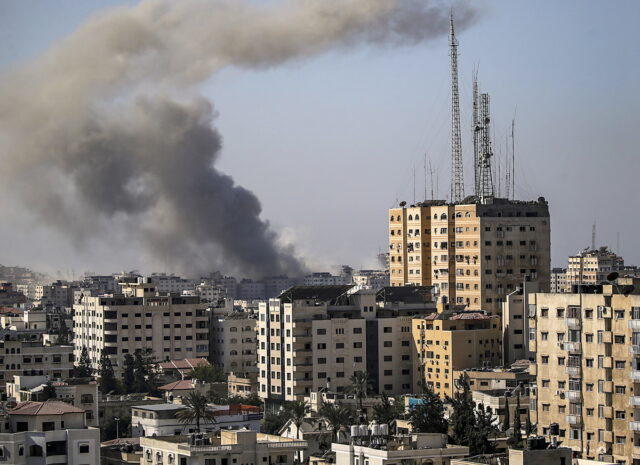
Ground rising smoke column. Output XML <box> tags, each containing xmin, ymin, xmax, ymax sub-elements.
<box><xmin>0</xmin><ymin>0</ymin><xmax>478</xmax><ymax>277</ymax></box>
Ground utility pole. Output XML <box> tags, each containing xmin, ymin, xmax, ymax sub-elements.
<box><xmin>449</xmin><ymin>13</ymin><xmax>464</xmax><ymax>202</ymax></box>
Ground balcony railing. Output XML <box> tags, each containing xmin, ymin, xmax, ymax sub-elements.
<box><xmin>565</xmin><ymin>366</ymin><xmax>580</xmax><ymax>377</ymax></box>
<box><xmin>565</xmin><ymin>415</ymin><xmax>581</xmax><ymax>426</ymax></box>
<box><xmin>631</xmin><ymin>370</ymin><xmax>640</xmax><ymax>381</ymax></box>
<box><xmin>630</xmin><ymin>396</ymin><xmax>640</xmax><ymax>407</ymax></box>
<box><xmin>566</xmin><ymin>318</ymin><xmax>580</xmax><ymax>329</ymax></box>
<box><xmin>630</xmin><ymin>345</ymin><xmax>640</xmax><ymax>355</ymax></box>
<box><xmin>265</xmin><ymin>441</ymin><xmax>307</xmax><ymax>449</ymax></box>
<box><xmin>564</xmin><ymin>342</ymin><xmax>581</xmax><ymax>353</ymax></box>
<box><xmin>566</xmin><ymin>391</ymin><xmax>581</xmax><ymax>401</ymax></box>
<box><xmin>629</xmin><ymin>421</ymin><xmax>640</xmax><ymax>431</ymax></box>
<box><xmin>177</xmin><ymin>444</ymin><xmax>241</xmax><ymax>453</ymax></box>
<box><xmin>629</xmin><ymin>320</ymin><xmax>640</xmax><ymax>330</ymax></box>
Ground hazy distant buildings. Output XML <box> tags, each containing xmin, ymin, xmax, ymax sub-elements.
<box><xmin>565</xmin><ymin>246</ymin><xmax>625</xmax><ymax>291</ymax></box>
<box><xmin>389</xmin><ymin>198</ymin><xmax>551</xmax><ymax>316</ymax></box>
<box><xmin>550</xmin><ymin>267</ymin><xmax>567</xmax><ymax>293</ymax></box>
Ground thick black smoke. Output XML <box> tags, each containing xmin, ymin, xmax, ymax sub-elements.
<box><xmin>0</xmin><ymin>0</ymin><xmax>479</xmax><ymax>277</ymax></box>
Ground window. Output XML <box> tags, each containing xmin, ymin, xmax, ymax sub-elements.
<box><xmin>353</xmin><ymin>342</ymin><xmax>362</xmax><ymax>348</ymax></box>
<box><xmin>79</xmin><ymin>443</ymin><xmax>90</xmax><ymax>454</ymax></box>
<box><xmin>353</xmin><ymin>328</ymin><xmax>362</xmax><ymax>334</ymax></box>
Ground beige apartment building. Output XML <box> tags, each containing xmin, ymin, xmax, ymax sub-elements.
<box><xmin>0</xmin><ymin>337</ymin><xmax>74</xmax><ymax>393</ymax></box>
<box><xmin>389</xmin><ymin>197</ymin><xmax>550</xmax><ymax>315</ymax></box>
<box><xmin>209</xmin><ymin>311</ymin><xmax>258</xmax><ymax>378</ymax></box>
<box><xmin>528</xmin><ymin>277</ymin><xmax>640</xmax><ymax>463</ymax></box>
<box><xmin>565</xmin><ymin>246</ymin><xmax>625</xmax><ymax>291</ymax></box>
<box><xmin>73</xmin><ymin>281</ymin><xmax>209</xmax><ymax>376</ymax></box>
<box><xmin>258</xmin><ymin>286</ymin><xmax>435</xmax><ymax>407</ymax></box>
<box><xmin>412</xmin><ymin>303</ymin><xmax>502</xmax><ymax>398</ymax></box>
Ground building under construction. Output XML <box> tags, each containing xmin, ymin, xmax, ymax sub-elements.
<box><xmin>388</xmin><ymin>16</ymin><xmax>551</xmax><ymax>316</ymax></box>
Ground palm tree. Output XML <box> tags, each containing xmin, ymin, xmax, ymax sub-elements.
<box><xmin>176</xmin><ymin>392</ymin><xmax>217</xmax><ymax>433</ymax></box>
<box><xmin>319</xmin><ymin>403</ymin><xmax>353</xmax><ymax>443</ymax></box>
<box><xmin>346</xmin><ymin>371</ymin><xmax>372</xmax><ymax>416</ymax></box>
<box><xmin>286</xmin><ymin>400</ymin><xmax>309</xmax><ymax>463</ymax></box>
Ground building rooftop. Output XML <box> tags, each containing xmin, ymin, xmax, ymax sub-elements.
<box><xmin>132</xmin><ymin>403</ymin><xmax>186</xmax><ymax>412</ymax></box>
<box><xmin>158</xmin><ymin>358</ymin><xmax>209</xmax><ymax>372</ymax></box>
<box><xmin>158</xmin><ymin>380</ymin><xmax>194</xmax><ymax>391</ymax></box>
<box><xmin>10</xmin><ymin>400</ymin><xmax>85</xmax><ymax>415</ymax></box>
<box><xmin>376</xmin><ymin>286</ymin><xmax>434</xmax><ymax>304</ymax></box>
<box><xmin>277</xmin><ymin>285</ymin><xmax>354</xmax><ymax>302</ymax></box>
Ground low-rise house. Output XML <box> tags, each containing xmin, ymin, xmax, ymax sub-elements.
<box><xmin>131</xmin><ymin>403</ymin><xmax>263</xmax><ymax>437</ymax></box>
<box><xmin>140</xmin><ymin>429</ymin><xmax>307</xmax><ymax>465</ymax></box>
<box><xmin>100</xmin><ymin>437</ymin><xmax>141</xmax><ymax>465</ymax></box>
<box><xmin>157</xmin><ymin>357</ymin><xmax>210</xmax><ymax>383</ymax></box>
<box><xmin>0</xmin><ymin>400</ymin><xmax>100</xmax><ymax>464</ymax></box>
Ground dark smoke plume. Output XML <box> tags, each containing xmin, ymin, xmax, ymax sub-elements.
<box><xmin>0</xmin><ymin>0</ymin><xmax>478</xmax><ymax>277</ymax></box>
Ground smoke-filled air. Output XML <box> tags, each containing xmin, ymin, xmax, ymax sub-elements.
<box><xmin>0</xmin><ymin>0</ymin><xmax>478</xmax><ymax>277</ymax></box>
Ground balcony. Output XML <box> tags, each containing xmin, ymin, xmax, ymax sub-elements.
<box><xmin>565</xmin><ymin>366</ymin><xmax>580</xmax><ymax>377</ymax></box>
<box><xmin>630</xmin><ymin>345</ymin><xmax>640</xmax><ymax>355</ymax></box>
<box><xmin>633</xmin><ymin>445</ymin><xmax>640</xmax><ymax>460</ymax></box>
<box><xmin>566</xmin><ymin>318</ymin><xmax>580</xmax><ymax>329</ymax></box>
<box><xmin>602</xmin><ymin>357</ymin><xmax>613</xmax><ymax>369</ymax></box>
<box><xmin>630</xmin><ymin>370</ymin><xmax>640</xmax><ymax>381</ymax></box>
<box><xmin>566</xmin><ymin>390</ymin><xmax>581</xmax><ymax>401</ymax></box>
<box><xmin>177</xmin><ymin>444</ymin><xmax>242</xmax><ymax>454</ymax></box>
<box><xmin>629</xmin><ymin>421</ymin><xmax>640</xmax><ymax>431</ymax></box>
<box><xmin>629</xmin><ymin>396</ymin><xmax>640</xmax><ymax>407</ymax></box>
<box><xmin>265</xmin><ymin>441</ymin><xmax>307</xmax><ymax>449</ymax></box>
<box><xmin>629</xmin><ymin>320</ymin><xmax>640</xmax><ymax>330</ymax></box>
<box><xmin>601</xmin><ymin>331</ymin><xmax>613</xmax><ymax>343</ymax></box>
<box><xmin>564</xmin><ymin>342</ymin><xmax>581</xmax><ymax>354</ymax></box>
<box><xmin>529</xmin><ymin>364</ymin><xmax>537</xmax><ymax>376</ymax></box>
<box><xmin>566</xmin><ymin>415</ymin><xmax>581</xmax><ymax>426</ymax></box>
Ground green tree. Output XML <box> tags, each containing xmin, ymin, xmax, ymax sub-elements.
<box><xmin>508</xmin><ymin>395</ymin><xmax>523</xmax><ymax>449</ymax></box>
<box><xmin>262</xmin><ymin>409</ymin><xmax>288</xmax><ymax>435</ymax></box>
<box><xmin>188</xmin><ymin>362</ymin><xmax>226</xmax><ymax>383</ymax></box>
<box><xmin>525</xmin><ymin>407</ymin><xmax>534</xmax><ymax>437</ymax></box>
<box><xmin>176</xmin><ymin>392</ymin><xmax>217</xmax><ymax>433</ymax></box>
<box><xmin>286</xmin><ymin>400</ymin><xmax>309</xmax><ymax>463</ymax></box>
<box><xmin>468</xmin><ymin>404</ymin><xmax>498</xmax><ymax>456</ymax></box>
<box><xmin>98</xmin><ymin>352</ymin><xmax>118</xmax><ymax>395</ymax></box>
<box><xmin>407</xmin><ymin>386</ymin><xmax>447</xmax><ymax>434</ymax></box>
<box><xmin>372</xmin><ymin>393</ymin><xmax>405</xmax><ymax>425</ymax></box>
<box><xmin>123</xmin><ymin>353</ymin><xmax>135</xmax><ymax>393</ymax></box>
<box><xmin>447</xmin><ymin>374</ymin><xmax>476</xmax><ymax>445</ymax></box>
<box><xmin>41</xmin><ymin>382</ymin><xmax>57</xmax><ymax>400</ymax></box>
<box><xmin>346</xmin><ymin>371</ymin><xmax>372</xmax><ymax>415</ymax></box>
<box><xmin>132</xmin><ymin>350</ymin><xmax>160</xmax><ymax>395</ymax></box>
<box><xmin>75</xmin><ymin>346</ymin><xmax>93</xmax><ymax>377</ymax></box>
<box><xmin>57</xmin><ymin>317</ymin><xmax>70</xmax><ymax>345</ymax></box>
<box><xmin>502</xmin><ymin>396</ymin><xmax>510</xmax><ymax>432</ymax></box>
<box><xmin>102</xmin><ymin>413</ymin><xmax>131</xmax><ymax>441</ymax></box>
<box><xmin>319</xmin><ymin>403</ymin><xmax>353</xmax><ymax>443</ymax></box>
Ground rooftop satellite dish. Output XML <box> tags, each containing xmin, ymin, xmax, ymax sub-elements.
<box><xmin>399</xmin><ymin>201</ymin><xmax>407</xmax><ymax>207</ymax></box>
<box><xmin>607</xmin><ymin>272</ymin><xmax>619</xmax><ymax>282</ymax></box>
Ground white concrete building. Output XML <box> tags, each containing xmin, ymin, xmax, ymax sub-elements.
<box><xmin>332</xmin><ymin>433</ymin><xmax>468</xmax><ymax>465</ymax></box>
<box><xmin>131</xmin><ymin>403</ymin><xmax>263</xmax><ymax>437</ymax></box>
<box><xmin>140</xmin><ymin>429</ymin><xmax>307</xmax><ymax>465</ymax></box>
<box><xmin>0</xmin><ymin>400</ymin><xmax>100</xmax><ymax>465</ymax></box>
<box><xmin>209</xmin><ymin>311</ymin><xmax>258</xmax><ymax>377</ymax></box>
<box><xmin>73</xmin><ymin>281</ymin><xmax>209</xmax><ymax>375</ymax></box>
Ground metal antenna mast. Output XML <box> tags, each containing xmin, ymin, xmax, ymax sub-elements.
<box><xmin>472</xmin><ymin>68</ymin><xmax>480</xmax><ymax>196</ymax></box>
<box><xmin>592</xmin><ymin>222</ymin><xmax>596</xmax><ymax>250</ymax></box>
<box><xmin>478</xmin><ymin>92</ymin><xmax>494</xmax><ymax>200</ymax></box>
<box><xmin>505</xmin><ymin>133</ymin><xmax>510</xmax><ymax>199</ymax></box>
<box><xmin>449</xmin><ymin>14</ymin><xmax>464</xmax><ymax>202</ymax></box>
<box><xmin>511</xmin><ymin>118</ymin><xmax>516</xmax><ymax>199</ymax></box>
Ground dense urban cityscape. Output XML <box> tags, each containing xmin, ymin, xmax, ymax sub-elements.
<box><xmin>0</xmin><ymin>1</ymin><xmax>637</xmax><ymax>465</ymax></box>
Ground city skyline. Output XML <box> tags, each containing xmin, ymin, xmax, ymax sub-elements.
<box><xmin>0</xmin><ymin>0</ymin><xmax>637</xmax><ymax>276</ymax></box>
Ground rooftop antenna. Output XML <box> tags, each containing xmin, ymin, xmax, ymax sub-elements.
<box><xmin>472</xmin><ymin>67</ymin><xmax>480</xmax><ymax>196</ymax></box>
<box><xmin>423</xmin><ymin>153</ymin><xmax>427</xmax><ymax>201</ymax></box>
<box><xmin>429</xmin><ymin>157</ymin><xmax>434</xmax><ymax>200</ymax></box>
<box><xmin>449</xmin><ymin>13</ymin><xmax>464</xmax><ymax>203</ymax></box>
<box><xmin>505</xmin><ymin>130</ymin><xmax>511</xmax><ymax>199</ymax></box>
<box><xmin>511</xmin><ymin>116</ymin><xmax>516</xmax><ymax>199</ymax></box>
<box><xmin>617</xmin><ymin>232</ymin><xmax>620</xmax><ymax>255</ymax></box>
<box><xmin>478</xmin><ymin>92</ymin><xmax>495</xmax><ymax>200</ymax></box>
<box><xmin>591</xmin><ymin>222</ymin><xmax>596</xmax><ymax>250</ymax></box>
<box><xmin>413</xmin><ymin>165</ymin><xmax>416</xmax><ymax>204</ymax></box>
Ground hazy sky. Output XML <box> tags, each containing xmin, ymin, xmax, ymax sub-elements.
<box><xmin>0</xmin><ymin>0</ymin><xmax>638</xmax><ymax>278</ymax></box>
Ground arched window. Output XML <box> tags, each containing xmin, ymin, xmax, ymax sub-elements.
<box><xmin>408</xmin><ymin>215</ymin><xmax>413</xmax><ymax>220</ymax></box>
<box><xmin>415</xmin><ymin>214</ymin><xmax>420</xmax><ymax>220</ymax></box>
<box><xmin>465</xmin><ymin>212</ymin><xmax>471</xmax><ymax>217</ymax></box>
<box><xmin>440</xmin><ymin>213</ymin><xmax>447</xmax><ymax>220</ymax></box>
<box><xmin>455</xmin><ymin>212</ymin><xmax>462</xmax><ymax>218</ymax></box>
<box><xmin>230</xmin><ymin>350</ymin><xmax>238</xmax><ymax>356</ymax></box>
<box><xmin>433</xmin><ymin>214</ymin><xmax>438</xmax><ymax>219</ymax></box>
<box><xmin>230</xmin><ymin>338</ymin><xmax>237</xmax><ymax>344</ymax></box>
<box><xmin>390</xmin><ymin>216</ymin><xmax>395</xmax><ymax>221</ymax></box>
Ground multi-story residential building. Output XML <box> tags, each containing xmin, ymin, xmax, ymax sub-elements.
<box><xmin>412</xmin><ymin>302</ymin><xmax>502</xmax><ymax>398</ymax></box>
<box><xmin>352</xmin><ymin>269</ymin><xmax>390</xmax><ymax>290</ymax></box>
<box><xmin>565</xmin><ymin>246</ymin><xmax>625</xmax><ymax>291</ymax></box>
<box><xmin>72</xmin><ymin>281</ymin><xmax>209</xmax><ymax>376</ymax></box>
<box><xmin>147</xmin><ymin>274</ymin><xmax>196</xmax><ymax>294</ymax></box>
<box><xmin>550</xmin><ymin>267</ymin><xmax>567</xmax><ymax>293</ymax></box>
<box><xmin>528</xmin><ymin>277</ymin><xmax>640</xmax><ymax>463</ymax></box>
<box><xmin>332</xmin><ymin>432</ymin><xmax>468</xmax><ymax>465</ymax></box>
<box><xmin>209</xmin><ymin>311</ymin><xmax>257</xmax><ymax>378</ymax></box>
<box><xmin>0</xmin><ymin>337</ymin><xmax>74</xmax><ymax>393</ymax></box>
<box><xmin>258</xmin><ymin>286</ymin><xmax>436</xmax><ymax>407</ymax></box>
<box><xmin>237</xmin><ymin>279</ymin><xmax>267</xmax><ymax>301</ymax></box>
<box><xmin>7</xmin><ymin>375</ymin><xmax>99</xmax><ymax>427</ymax></box>
<box><xmin>502</xmin><ymin>280</ymin><xmax>539</xmax><ymax>365</ymax></box>
<box><xmin>132</xmin><ymin>403</ymin><xmax>263</xmax><ymax>437</ymax></box>
<box><xmin>35</xmin><ymin>281</ymin><xmax>76</xmax><ymax>310</ymax></box>
<box><xmin>389</xmin><ymin>197</ymin><xmax>551</xmax><ymax>315</ymax></box>
<box><xmin>140</xmin><ymin>429</ymin><xmax>307</xmax><ymax>465</ymax></box>
<box><xmin>0</xmin><ymin>282</ymin><xmax>27</xmax><ymax>306</ymax></box>
<box><xmin>302</xmin><ymin>272</ymin><xmax>351</xmax><ymax>286</ymax></box>
<box><xmin>0</xmin><ymin>400</ymin><xmax>100</xmax><ymax>465</ymax></box>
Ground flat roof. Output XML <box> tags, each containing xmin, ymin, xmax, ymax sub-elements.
<box><xmin>132</xmin><ymin>403</ymin><xmax>186</xmax><ymax>412</ymax></box>
<box><xmin>277</xmin><ymin>285</ymin><xmax>353</xmax><ymax>302</ymax></box>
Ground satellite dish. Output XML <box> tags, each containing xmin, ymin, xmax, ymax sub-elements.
<box><xmin>399</xmin><ymin>201</ymin><xmax>407</xmax><ymax>207</ymax></box>
<box><xmin>606</xmin><ymin>272</ymin><xmax>619</xmax><ymax>282</ymax></box>
<box><xmin>622</xmin><ymin>285</ymin><xmax>635</xmax><ymax>297</ymax></box>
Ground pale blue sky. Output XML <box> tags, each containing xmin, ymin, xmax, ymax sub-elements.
<box><xmin>0</xmin><ymin>1</ymin><xmax>638</xmax><ymax>277</ymax></box>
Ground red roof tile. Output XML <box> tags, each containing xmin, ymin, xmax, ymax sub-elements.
<box><xmin>10</xmin><ymin>400</ymin><xmax>84</xmax><ymax>415</ymax></box>
<box><xmin>159</xmin><ymin>380</ymin><xmax>195</xmax><ymax>391</ymax></box>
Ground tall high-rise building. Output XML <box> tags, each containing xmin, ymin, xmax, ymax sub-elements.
<box><xmin>389</xmin><ymin>198</ymin><xmax>551</xmax><ymax>315</ymax></box>
<box><xmin>528</xmin><ymin>277</ymin><xmax>640</xmax><ymax>463</ymax></box>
